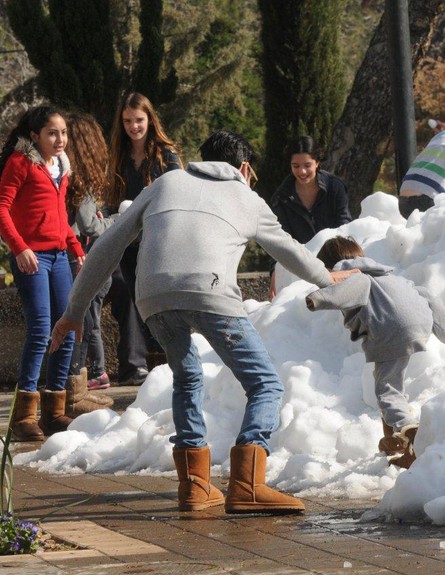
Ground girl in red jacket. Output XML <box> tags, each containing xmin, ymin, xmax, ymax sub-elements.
<box><xmin>0</xmin><ymin>105</ymin><xmax>85</xmax><ymax>441</ymax></box>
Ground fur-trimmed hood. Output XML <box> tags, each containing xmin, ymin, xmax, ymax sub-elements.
<box><xmin>15</xmin><ymin>137</ymin><xmax>71</xmax><ymax>176</ymax></box>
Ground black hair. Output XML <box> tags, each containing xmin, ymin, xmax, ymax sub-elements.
<box><xmin>0</xmin><ymin>105</ymin><xmax>65</xmax><ymax>177</ymax></box>
<box><xmin>199</xmin><ymin>129</ymin><xmax>256</xmax><ymax>167</ymax></box>
<box><xmin>286</xmin><ymin>135</ymin><xmax>324</xmax><ymax>162</ymax></box>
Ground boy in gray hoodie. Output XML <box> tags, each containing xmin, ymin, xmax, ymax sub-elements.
<box><xmin>306</xmin><ymin>236</ymin><xmax>445</xmax><ymax>469</ymax></box>
<box><xmin>50</xmin><ymin>130</ymin><xmax>357</xmax><ymax>515</ymax></box>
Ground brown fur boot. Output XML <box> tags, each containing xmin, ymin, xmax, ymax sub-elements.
<box><xmin>389</xmin><ymin>425</ymin><xmax>418</xmax><ymax>470</ymax></box>
<box><xmin>378</xmin><ymin>419</ymin><xmax>405</xmax><ymax>456</ymax></box>
<box><xmin>38</xmin><ymin>390</ymin><xmax>73</xmax><ymax>436</ymax></box>
<box><xmin>65</xmin><ymin>368</ymin><xmax>114</xmax><ymax>418</ymax></box>
<box><xmin>11</xmin><ymin>390</ymin><xmax>45</xmax><ymax>442</ymax></box>
<box><xmin>225</xmin><ymin>444</ymin><xmax>305</xmax><ymax>514</ymax></box>
<box><xmin>173</xmin><ymin>446</ymin><xmax>225</xmax><ymax>511</ymax></box>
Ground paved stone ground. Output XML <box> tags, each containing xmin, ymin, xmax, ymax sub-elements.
<box><xmin>2</xmin><ymin>386</ymin><xmax>445</xmax><ymax>574</ymax></box>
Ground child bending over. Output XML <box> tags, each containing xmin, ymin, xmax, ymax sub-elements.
<box><xmin>306</xmin><ymin>236</ymin><xmax>445</xmax><ymax>469</ymax></box>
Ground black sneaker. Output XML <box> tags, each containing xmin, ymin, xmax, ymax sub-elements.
<box><xmin>118</xmin><ymin>367</ymin><xmax>149</xmax><ymax>387</ymax></box>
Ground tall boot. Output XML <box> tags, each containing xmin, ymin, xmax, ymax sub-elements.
<box><xmin>378</xmin><ymin>419</ymin><xmax>405</xmax><ymax>456</ymax></box>
<box><xmin>172</xmin><ymin>446</ymin><xmax>225</xmax><ymax>511</ymax></box>
<box><xmin>389</xmin><ymin>425</ymin><xmax>418</xmax><ymax>470</ymax></box>
<box><xmin>225</xmin><ymin>444</ymin><xmax>305</xmax><ymax>514</ymax></box>
<box><xmin>11</xmin><ymin>390</ymin><xmax>45</xmax><ymax>442</ymax></box>
<box><xmin>65</xmin><ymin>368</ymin><xmax>114</xmax><ymax>418</ymax></box>
<box><xmin>38</xmin><ymin>390</ymin><xmax>73</xmax><ymax>436</ymax></box>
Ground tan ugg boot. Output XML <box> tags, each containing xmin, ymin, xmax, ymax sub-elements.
<box><xmin>11</xmin><ymin>390</ymin><xmax>45</xmax><ymax>442</ymax></box>
<box><xmin>65</xmin><ymin>368</ymin><xmax>114</xmax><ymax>418</ymax></box>
<box><xmin>173</xmin><ymin>446</ymin><xmax>225</xmax><ymax>511</ymax></box>
<box><xmin>389</xmin><ymin>425</ymin><xmax>418</xmax><ymax>470</ymax></box>
<box><xmin>378</xmin><ymin>419</ymin><xmax>405</xmax><ymax>455</ymax></box>
<box><xmin>38</xmin><ymin>390</ymin><xmax>73</xmax><ymax>436</ymax></box>
<box><xmin>225</xmin><ymin>444</ymin><xmax>305</xmax><ymax>514</ymax></box>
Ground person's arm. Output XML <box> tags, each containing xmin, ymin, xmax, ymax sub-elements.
<box><xmin>65</xmin><ymin>224</ymin><xmax>85</xmax><ymax>259</ymax></box>
<box><xmin>50</xmin><ymin>191</ymin><xmax>150</xmax><ymax>353</ymax></box>
<box><xmin>76</xmin><ymin>195</ymin><xmax>118</xmax><ymax>238</ymax></box>
<box><xmin>60</xmin><ymin>187</ymin><xmax>151</xmax><ymax>326</ymax></box>
<box><xmin>0</xmin><ymin>153</ymin><xmax>31</xmax><ymax>255</ymax></box>
<box><xmin>254</xmin><ymin>198</ymin><xmax>332</xmax><ymax>288</ymax></box>
<box><xmin>306</xmin><ymin>273</ymin><xmax>371</xmax><ymax>311</ymax></box>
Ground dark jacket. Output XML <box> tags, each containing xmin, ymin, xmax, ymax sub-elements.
<box><xmin>270</xmin><ymin>169</ymin><xmax>351</xmax><ymax>245</ymax></box>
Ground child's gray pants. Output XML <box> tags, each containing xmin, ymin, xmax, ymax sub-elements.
<box><xmin>373</xmin><ymin>356</ymin><xmax>418</xmax><ymax>431</ymax></box>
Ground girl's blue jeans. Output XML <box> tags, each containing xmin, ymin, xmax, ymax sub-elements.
<box><xmin>11</xmin><ymin>250</ymin><xmax>74</xmax><ymax>392</ymax></box>
<box><xmin>147</xmin><ymin>310</ymin><xmax>284</xmax><ymax>452</ymax></box>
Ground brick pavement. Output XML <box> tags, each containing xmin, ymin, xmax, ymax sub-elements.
<box><xmin>1</xmin><ymin>386</ymin><xmax>445</xmax><ymax>575</ymax></box>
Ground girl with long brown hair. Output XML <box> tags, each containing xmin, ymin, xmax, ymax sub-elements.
<box><xmin>64</xmin><ymin>111</ymin><xmax>115</xmax><ymax>414</ymax></box>
<box><xmin>106</xmin><ymin>92</ymin><xmax>183</xmax><ymax>381</ymax></box>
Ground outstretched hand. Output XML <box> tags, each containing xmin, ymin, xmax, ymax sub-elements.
<box><xmin>329</xmin><ymin>268</ymin><xmax>361</xmax><ymax>284</ymax></box>
<box><xmin>50</xmin><ymin>317</ymin><xmax>83</xmax><ymax>353</ymax></box>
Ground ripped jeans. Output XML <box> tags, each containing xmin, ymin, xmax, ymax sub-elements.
<box><xmin>146</xmin><ymin>310</ymin><xmax>283</xmax><ymax>451</ymax></box>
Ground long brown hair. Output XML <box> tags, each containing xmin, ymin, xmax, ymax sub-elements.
<box><xmin>65</xmin><ymin>111</ymin><xmax>109</xmax><ymax>210</ymax></box>
<box><xmin>107</xmin><ymin>92</ymin><xmax>180</xmax><ymax>208</ymax></box>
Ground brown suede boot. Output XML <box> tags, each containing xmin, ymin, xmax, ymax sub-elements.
<box><xmin>172</xmin><ymin>446</ymin><xmax>225</xmax><ymax>511</ymax></box>
<box><xmin>378</xmin><ymin>419</ymin><xmax>405</xmax><ymax>456</ymax></box>
<box><xmin>389</xmin><ymin>425</ymin><xmax>418</xmax><ymax>470</ymax></box>
<box><xmin>225</xmin><ymin>444</ymin><xmax>305</xmax><ymax>514</ymax></box>
<box><xmin>11</xmin><ymin>390</ymin><xmax>45</xmax><ymax>442</ymax></box>
<box><xmin>65</xmin><ymin>368</ymin><xmax>114</xmax><ymax>418</ymax></box>
<box><xmin>38</xmin><ymin>390</ymin><xmax>73</xmax><ymax>436</ymax></box>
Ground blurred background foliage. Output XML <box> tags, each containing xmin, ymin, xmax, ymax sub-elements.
<box><xmin>0</xmin><ymin>0</ymin><xmax>443</xmax><ymax>273</ymax></box>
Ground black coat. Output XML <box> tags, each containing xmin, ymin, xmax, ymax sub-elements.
<box><xmin>270</xmin><ymin>169</ymin><xmax>352</xmax><ymax>245</ymax></box>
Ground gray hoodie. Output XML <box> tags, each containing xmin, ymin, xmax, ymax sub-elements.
<box><xmin>65</xmin><ymin>162</ymin><xmax>332</xmax><ymax>324</ymax></box>
<box><xmin>306</xmin><ymin>256</ymin><xmax>443</xmax><ymax>362</ymax></box>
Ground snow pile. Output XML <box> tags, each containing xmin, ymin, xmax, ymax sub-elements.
<box><xmin>15</xmin><ymin>191</ymin><xmax>445</xmax><ymax>523</ymax></box>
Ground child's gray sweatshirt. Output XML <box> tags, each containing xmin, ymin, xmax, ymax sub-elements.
<box><xmin>65</xmin><ymin>162</ymin><xmax>332</xmax><ymax>324</ymax></box>
<box><xmin>307</xmin><ymin>256</ymin><xmax>445</xmax><ymax>362</ymax></box>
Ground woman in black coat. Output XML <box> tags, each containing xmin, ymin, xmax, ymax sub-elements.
<box><xmin>270</xmin><ymin>136</ymin><xmax>351</xmax><ymax>298</ymax></box>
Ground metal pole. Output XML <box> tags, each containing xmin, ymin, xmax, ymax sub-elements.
<box><xmin>385</xmin><ymin>0</ymin><xmax>417</xmax><ymax>190</ymax></box>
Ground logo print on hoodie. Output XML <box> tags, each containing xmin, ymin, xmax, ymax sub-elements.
<box><xmin>211</xmin><ymin>273</ymin><xmax>219</xmax><ymax>289</ymax></box>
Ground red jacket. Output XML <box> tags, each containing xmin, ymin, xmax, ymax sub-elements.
<box><xmin>0</xmin><ymin>139</ymin><xmax>84</xmax><ymax>257</ymax></box>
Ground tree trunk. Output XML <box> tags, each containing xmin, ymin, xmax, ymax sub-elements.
<box><xmin>324</xmin><ymin>0</ymin><xmax>445</xmax><ymax>217</ymax></box>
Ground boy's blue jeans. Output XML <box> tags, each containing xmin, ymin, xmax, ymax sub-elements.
<box><xmin>11</xmin><ymin>250</ymin><xmax>74</xmax><ymax>392</ymax></box>
<box><xmin>146</xmin><ymin>310</ymin><xmax>283</xmax><ymax>452</ymax></box>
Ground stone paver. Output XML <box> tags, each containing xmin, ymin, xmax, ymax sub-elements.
<box><xmin>1</xmin><ymin>387</ymin><xmax>445</xmax><ymax>574</ymax></box>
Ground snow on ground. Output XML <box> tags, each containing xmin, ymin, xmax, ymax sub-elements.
<box><xmin>15</xmin><ymin>191</ymin><xmax>445</xmax><ymax>524</ymax></box>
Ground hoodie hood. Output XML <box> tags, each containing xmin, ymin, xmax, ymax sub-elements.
<box><xmin>333</xmin><ymin>256</ymin><xmax>393</xmax><ymax>277</ymax></box>
<box><xmin>15</xmin><ymin>137</ymin><xmax>71</xmax><ymax>177</ymax></box>
<box><xmin>186</xmin><ymin>161</ymin><xmax>247</xmax><ymax>184</ymax></box>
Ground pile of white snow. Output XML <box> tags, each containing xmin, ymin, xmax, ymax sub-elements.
<box><xmin>15</xmin><ymin>192</ymin><xmax>445</xmax><ymax>525</ymax></box>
